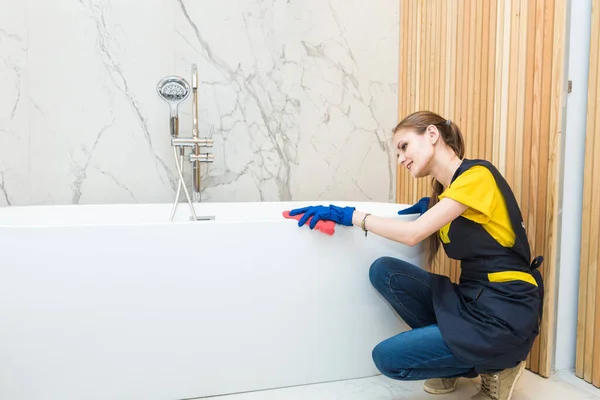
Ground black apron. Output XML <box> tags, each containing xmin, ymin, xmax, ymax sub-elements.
<box><xmin>431</xmin><ymin>159</ymin><xmax>544</xmax><ymax>373</ymax></box>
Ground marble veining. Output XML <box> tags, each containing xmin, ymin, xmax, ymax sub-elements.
<box><xmin>0</xmin><ymin>0</ymin><xmax>29</xmax><ymax>207</ymax></box>
<box><xmin>0</xmin><ymin>0</ymin><xmax>399</xmax><ymax>206</ymax></box>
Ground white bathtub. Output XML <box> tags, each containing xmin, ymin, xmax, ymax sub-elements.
<box><xmin>0</xmin><ymin>201</ymin><xmax>424</xmax><ymax>400</ymax></box>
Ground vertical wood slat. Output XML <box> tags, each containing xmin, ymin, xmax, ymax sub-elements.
<box><xmin>521</xmin><ymin>0</ymin><xmax>536</xmax><ymax>297</ymax></box>
<box><xmin>591</xmin><ymin>42</ymin><xmax>600</xmax><ymax>387</ymax></box>
<box><xmin>532</xmin><ymin>0</ymin><xmax>554</xmax><ymax>374</ymax></box>
<box><xmin>396</xmin><ymin>0</ymin><xmax>567</xmax><ymax>378</ymax></box>
<box><xmin>589</xmin><ymin>23</ymin><xmax>600</xmax><ymax>383</ymax></box>
<box><xmin>576</xmin><ymin>0</ymin><xmax>600</xmax><ymax>386</ymax></box>
<box><xmin>577</xmin><ymin>30</ymin><xmax>595</xmax><ymax>380</ymax></box>
<box><xmin>592</xmin><ymin>2</ymin><xmax>600</xmax><ymax>385</ymax></box>
<box><xmin>539</xmin><ymin>0</ymin><xmax>564</xmax><ymax>376</ymax></box>
<box><xmin>514</xmin><ymin>0</ymin><xmax>528</xmax><ymax>202</ymax></box>
<box><xmin>498</xmin><ymin>0</ymin><xmax>511</xmax><ymax>175</ymax></box>
<box><xmin>576</xmin><ymin>0</ymin><xmax>596</xmax><ymax>377</ymax></box>
<box><xmin>506</xmin><ymin>0</ymin><xmax>518</xmax><ymax>187</ymax></box>
<box><xmin>476</xmin><ymin>0</ymin><xmax>485</xmax><ymax>188</ymax></box>
<box><xmin>449</xmin><ymin>0</ymin><xmax>460</xmax><ymax>284</ymax></box>
<box><xmin>486</xmin><ymin>0</ymin><xmax>498</xmax><ymax>190</ymax></box>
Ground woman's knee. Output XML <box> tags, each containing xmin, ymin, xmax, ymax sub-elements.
<box><xmin>369</xmin><ymin>256</ymin><xmax>395</xmax><ymax>290</ymax></box>
<box><xmin>369</xmin><ymin>256</ymin><xmax>418</xmax><ymax>290</ymax></box>
<box><xmin>371</xmin><ymin>339</ymin><xmax>410</xmax><ymax>380</ymax></box>
<box><xmin>372</xmin><ymin>340</ymin><xmax>394</xmax><ymax>377</ymax></box>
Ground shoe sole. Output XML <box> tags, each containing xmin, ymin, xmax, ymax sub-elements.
<box><xmin>423</xmin><ymin>382</ymin><xmax>458</xmax><ymax>395</ymax></box>
<box><xmin>423</xmin><ymin>387</ymin><xmax>457</xmax><ymax>394</ymax></box>
<box><xmin>506</xmin><ymin>361</ymin><xmax>526</xmax><ymax>400</ymax></box>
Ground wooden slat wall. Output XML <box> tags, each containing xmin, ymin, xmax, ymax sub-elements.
<box><xmin>576</xmin><ymin>0</ymin><xmax>600</xmax><ymax>387</ymax></box>
<box><xmin>397</xmin><ymin>0</ymin><xmax>567</xmax><ymax>378</ymax></box>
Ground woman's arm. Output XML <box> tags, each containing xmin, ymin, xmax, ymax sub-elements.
<box><xmin>351</xmin><ymin>197</ymin><xmax>468</xmax><ymax>246</ymax></box>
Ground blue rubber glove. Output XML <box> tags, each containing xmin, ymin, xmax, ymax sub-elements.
<box><xmin>289</xmin><ymin>204</ymin><xmax>355</xmax><ymax>229</ymax></box>
<box><xmin>397</xmin><ymin>197</ymin><xmax>430</xmax><ymax>216</ymax></box>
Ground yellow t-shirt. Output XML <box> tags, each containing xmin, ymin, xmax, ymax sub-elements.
<box><xmin>437</xmin><ymin>165</ymin><xmax>515</xmax><ymax>247</ymax></box>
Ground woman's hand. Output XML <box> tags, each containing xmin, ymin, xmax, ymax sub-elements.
<box><xmin>288</xmin><ymin>205</ymin><xmax>355</xmax><ymax>228</ymax></box>
<box><xmin>397</xmin><ymin>197</ymin><xmax>430</xmax><ymax>215</ymax></box>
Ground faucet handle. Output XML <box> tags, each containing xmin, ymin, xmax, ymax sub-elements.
<box><xmin>190</xmin><ymin>153</ymin><xmax>214</xmax><ymax>163</ymax></box>
<box><xmin>172</xmin><ymin>138</ymin><xmax>213</xmax><ymax>147</ymax></box>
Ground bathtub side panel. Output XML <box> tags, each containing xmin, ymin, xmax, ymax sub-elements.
<box><xmin>0</xmin><ymin>220</ymin><xmax>423</xmax><ymax>400</ymax></box>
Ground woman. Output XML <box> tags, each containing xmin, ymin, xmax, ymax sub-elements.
<box><xmin>289</xmin><ymin>111</ymin><xmax>543</xmax><ymax>400</ymax></box>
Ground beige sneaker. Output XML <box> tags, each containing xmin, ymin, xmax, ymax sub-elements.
<box><xmin>423</xmin><ymin>377</ymin><xmax>459</xmax><ymax>394</ymax></box>
<box><xmin>471</xmin><ymin>361</ymin><xmax>526</xmax><ymax>400</ymax></box>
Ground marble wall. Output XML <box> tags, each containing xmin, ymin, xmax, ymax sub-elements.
<box><xmin>0</xmin><ymin>0</ymin><xmax>399</xmax><ymax>206</ymax></box>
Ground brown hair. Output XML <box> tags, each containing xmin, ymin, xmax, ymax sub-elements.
<box><xmin>392</xmin><ymin>111</ymin><xmax>465</xmax><ymax>268</ymax></box>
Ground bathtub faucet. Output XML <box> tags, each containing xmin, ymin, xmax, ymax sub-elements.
<box><xmin>157</xmin><ymin>64</ymin><xmax>215</xmax><ymax>221</ymax></box>
<box><xmin>170</xmin><ymin>64</ymin><xmax>214</xmax><ymax>202</ymax></box>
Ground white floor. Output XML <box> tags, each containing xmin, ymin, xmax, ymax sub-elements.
<box><xmin>194</xmin><ymin>370</ymin><xmax>600</xmax><ymax>400</ymax></box>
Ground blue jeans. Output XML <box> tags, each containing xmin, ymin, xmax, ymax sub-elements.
<box><xmin>369</xmin><ymin>256</ymin><xmax>477</xmax><ymax>381</ymax></box>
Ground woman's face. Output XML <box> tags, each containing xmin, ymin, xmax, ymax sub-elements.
<box><xmin>393</xmin><ymin>127</ymin><xmax>437</xmax><ymax>178</ymax></box>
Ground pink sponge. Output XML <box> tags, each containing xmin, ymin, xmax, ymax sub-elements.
<box><xmin>282</xmin><ymin>210</ymin><xmax>336</xmax><ymax>235</ymax></box>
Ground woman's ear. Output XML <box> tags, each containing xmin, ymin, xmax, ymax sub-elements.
<box><xmin>426</xmin><ymin>125</ymin><xmax>440</xmax><ymax>145</ymax></box>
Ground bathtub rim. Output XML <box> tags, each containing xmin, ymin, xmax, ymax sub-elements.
<box><xmin>0</xmin><ymin>200</ymin><xmax>420</xmax><ymax>228</ymax></box>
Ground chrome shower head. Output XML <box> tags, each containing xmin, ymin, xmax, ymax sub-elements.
<box><xmin>157</xmin><ymin>76</ymin><xmax>190</xmax><ymax>137</ymax></box>
<box><xmin>157</xmin><ymin>76</ymin><xmax>190</xmax><ymax>105</ymax></box>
